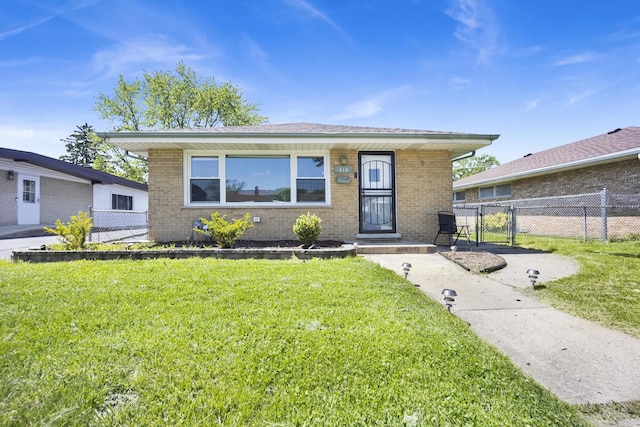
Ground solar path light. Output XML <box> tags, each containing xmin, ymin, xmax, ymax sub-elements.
<box><xmin>402</xmin><ymin>262</ymin><xmax>412</xmax><ymax>279</ymax></box>
<box><xmin>442</xmin><ymin>289</ymin><xmax>457</xmax><ymax>312</ymax></box>
<box><xmin>527</xmin><ymin>269</ymin><xmax>540</xmax><ymax>288</ymax></box>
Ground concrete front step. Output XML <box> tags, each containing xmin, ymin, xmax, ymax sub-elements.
<box><xmin>354</xmin><ymin>241</ymin><xmax>437</xmax><ymax>254</ymax></box>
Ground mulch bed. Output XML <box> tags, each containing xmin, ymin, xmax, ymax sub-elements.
<box><xmin>440</xmin><ymin>250</ymin><xmax>507</xmax><ymax>273</ymax></box>
<box><xmin>179</xmin><ymin>240</ymin><xmax>345</xmax><ymax>249</ymax></box>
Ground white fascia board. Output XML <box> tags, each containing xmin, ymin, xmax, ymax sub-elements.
<box><xmin>103</xmin><ymin>132</ymin><xmax>498</xmax><ymax>158</ymax></box>
<box><xmin>0</xmin><ymin>159</ymin><xmax>90</xmax><ymax>184</ymax></box>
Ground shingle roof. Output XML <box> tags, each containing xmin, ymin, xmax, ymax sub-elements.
<box><xmin>101</xmin><ymin>122</ymin><xmax>500</xmax><ymax>160</ymax></box>
<box><xmin>131</xmin><ymin>122</ymin><xmax>466</xmax><ymax>135</ymax></box>
<box><xmin>454</xmin><ymin>126</ymin><xmax>640</xmax><ymax>188</ymax></box>
<box><xmin>0</xmin><ymin>147</ymin><xmax>147</xmax><ymax>191</ymax></box>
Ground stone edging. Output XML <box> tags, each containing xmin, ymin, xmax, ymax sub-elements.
<box><xmin>438</xmin><ymin>250</ymin><xmax>507</xmax><ymax>274</ymax></box>
<box><xmin>11</xmin><ymin>245</ymin><xmax>357</xmax><ymax>263</ymax></box>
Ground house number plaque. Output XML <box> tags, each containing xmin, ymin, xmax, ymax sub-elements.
<box><xmin>334</xmin><ymin>165</ymin><xmax>353</xmax><ymax>174</ymax></box>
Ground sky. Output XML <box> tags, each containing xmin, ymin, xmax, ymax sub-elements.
<box><xmin>1</xmin><ymin>0</ymin><xmax>640</xmax><ymax>164</ymax></box>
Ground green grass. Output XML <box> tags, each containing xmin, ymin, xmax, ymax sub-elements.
<box><xmin>515</xmin><ymin>236</ymin><xmax>640</xmax><ymax>338</ymax></box>
<box><xmin>0</xmin><ymin>258</ymin><xmax>585</xmax><ymax>426</ymax></box>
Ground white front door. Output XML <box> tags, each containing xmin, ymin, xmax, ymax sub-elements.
<box><xmin>17</xmin><ymin>175</ymin><xmax>40</xmax><ymax>225</ymax></box>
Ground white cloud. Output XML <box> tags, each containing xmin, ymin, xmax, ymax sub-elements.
<box><xmin>333</xmin><ymin>86</ymin><xmax>414</xmax><ymax>120</ymax></box>
<box><xmin>445</xmin><ymin>0</ymin><xmax>500</xmax><ymax>65</ymax></box>
<box><xmin>450</xmin><ymin>76</ymin><xmax>471</xmax><ymax>90</ymax></box>
<box><xmin>241</xmin><ymin>35</ymin><xmax>268</xmax><ymax>65</ymax></box>
<box><xmin>567</xmin><ymin>87</ymin><xmax>599</xmax><ymax>105</ymax></box>
<box><xmin>0</xmin><ymin>123</ymin><xmax>69</xmax><ymax>158</ymax></box>
<box><xmin>91</xmin><ymin>35</ymin><xmax>203</xmax><ymax>78</ymax></box>
<box><xmin>0</xmin><ymin>17</ymin><xmax>53</xmax><ymax>41</ymax></box>
<box><xmin>336</xmin><ymin>99</ymin><xmax>382</xmax><ymax>120</ymax></box>
<box><xmin>553</xmin><ymin>52</ymin><xmax>598</xmax><ymax>66</ymax></box>
<box><xmin>283</xmin><ymin>0</ymin><xmax>351</xmax><ymax>42</ymax></box>
<box><xmin>524</xmin><ymin>97</ymin><xmax>545</xmax><ymax>112</ymax></box>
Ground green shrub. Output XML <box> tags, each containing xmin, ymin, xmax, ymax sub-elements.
<box><xmin>194</xmin><ymin>212</ymin><xmax>253</xmax><ymax>248</ymax></box>
<box><xmin>293</xmin><ymin>212</ymin><xmax>323</xmax><ymax>247</ymax></box>
<box><xmin>43</xmin><ymin>211</ymin><xmax>93</xmax><ymax>250</ymax></box>
<box><xmin>483</xmin><ymin>212</ymin><xmax>508</xmax><ymax>232</ymax></box>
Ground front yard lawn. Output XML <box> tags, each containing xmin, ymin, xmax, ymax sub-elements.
<box><xmin>0</xmin><ymin>258</ymin><xmax>585</xmax><ymax>425</ymax></box>
<box><xmin>517</xmin><ymin>237</ymin><xmax>640</xmax><ymax>338</ymax></box>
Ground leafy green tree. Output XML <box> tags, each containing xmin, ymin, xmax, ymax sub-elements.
<box><xmin>92</xmin><ymin>145</ymin><xmax>148</xmax><ymax>184</ymax></box>
<box><xmin>92</xmin><ymin>62</ymin><xmax>266</xmax><ymax>184</ymax></box>
<box><xmin>59</xmin><ymin>123</ymin><xmax>101</xmax><ymax>165</ymax></box>
<box><xmin>453</xmin><ymin>154</ymin><xmax>500</xmax><ymax>181</ymax></box>
<box><xmin>94</xmin><ymin>61</ymin><xmax>267</xmax><ymax>131</ymax></box>
<box><xmin>59</xmin><ymin>123</ymin><xmax>147</xmax><ymax>183</ymax></box>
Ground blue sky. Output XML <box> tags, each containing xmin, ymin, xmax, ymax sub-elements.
<box><xmin>1</xmin><ymin>0</ymin><xmax>640</xmax><ymax>163</ymax></box>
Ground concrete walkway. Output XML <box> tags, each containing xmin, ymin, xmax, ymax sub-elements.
<box><xmin>363</xmin><ymin>249</ymin><xmax>640</xmax><ymax>406</ymax></box>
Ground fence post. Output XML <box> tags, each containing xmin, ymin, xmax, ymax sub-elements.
<box><xmin>583</xmin><ymin>206</ymin><xmax>588</xmax><ymax>243</ymax></box>
<box><xmin>509</xmin><ymin>204</ymin><xmax>516</xmax><ymax>246</ymax></box>
<box><xmin>88</xmin><ymin>206</ymin><xmax>93</xmax><ymax>243</ymax></box>
<box><xmin>601</xmin><ymin>188</ymin><xmax>608</xmax><ymax>242</ymax></box>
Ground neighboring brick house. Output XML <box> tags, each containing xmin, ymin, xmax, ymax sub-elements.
<box><xmin>453</xmin><ymin>127</ymin><xmax>640</xmax><ymax>204</ymax></box>
<box><xmin>102</xmin><ymin>123</ymin><xmax>498</xmax><ymax>243</ymax></box>
<box><xmin>0</xmin><ymin>147</ymin><xmax>148</xmax><ymax>226</ymax></box>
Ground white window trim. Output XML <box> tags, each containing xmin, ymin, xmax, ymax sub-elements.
<box><xmin>453</xmin><ymin>190</ymin><xmax>465</xmax><ymax>202</ymax></box>
<box><xmin>184</xmin><ymin>150</ymin><xmax>331</xmax><ymax>207</ymax></box>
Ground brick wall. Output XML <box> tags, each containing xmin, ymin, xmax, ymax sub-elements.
<box><xmin>396</xmin><ymin>150</ymin><xmax>453</xmax><ymax>241</ymax></box>
<box><xmin>40</xmin><ymin>177</ymin><xmax>93</xmax><ymax>223</ymax></box>
<box><xmin>0</xmin><ymin>169</ymin><xmax>17</xmax><ymax>225</ymax></box>
<box><xmin>461</xmin><ymin>158</ymin><xmax>640</xmax><ymax>204</ymax></box>
<box><xmin>148</xmin><ymin>149</ymin><xmax>453</xmax><ymax>243</ymax></box>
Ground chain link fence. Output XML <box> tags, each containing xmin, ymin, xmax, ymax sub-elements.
<box><xmin>454</xmin><ymin>189</ymin><xmax>640</xmax><ymax>245</ymax></box>
<box><xmin>89</xmin><ymin>208</ymin><xmax>148</xmax><ymax>243</ymax></box>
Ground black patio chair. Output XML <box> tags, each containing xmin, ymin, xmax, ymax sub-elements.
<box><xmin>433</xmin><ymin>211</ymin><xmax>470</xmax><ymax>247</ymax></box>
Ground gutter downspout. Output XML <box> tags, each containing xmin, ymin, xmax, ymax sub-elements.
<box><xmin>451</xmin><ymin>150</ymin><xmax>476</xmax><ymax>163</ymax></box>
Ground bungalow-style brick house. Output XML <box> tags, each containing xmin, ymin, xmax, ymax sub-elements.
<box><xmin>102</xmin><ymin>123</ymin><xmax>498</xmax><ymax>243</ymax></box>
<box><xmin>0</xmin><ymin>147</ymin><xmax>148</xmax><ymax>227</ymax></box>
<box><xmin>453</xmin><ymin>126</ymin><xmax>640</xmax><ymax>204</ymax></box>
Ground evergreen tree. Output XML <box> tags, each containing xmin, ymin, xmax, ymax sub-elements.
<box><xmin>59</xmin><ymin>123</ymin><xmax>101</xmax><ymax>165</ymax></box>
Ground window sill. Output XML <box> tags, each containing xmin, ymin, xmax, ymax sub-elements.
<box><xmin>182</xmin><ymin>203</ymin><xmax>333</xmax><ymax>209</ymax></box>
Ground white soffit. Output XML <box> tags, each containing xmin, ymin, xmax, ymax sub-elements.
<box><xmin>103</xmin><ymin>133</ymin><xmax>498</xmax><ymax>159</ymax></box>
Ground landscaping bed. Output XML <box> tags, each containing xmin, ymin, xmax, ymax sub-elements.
<box><xmin>11</xmin><ymin>240</ymin><xmax>354</xmax><ymax>263</ymax></box>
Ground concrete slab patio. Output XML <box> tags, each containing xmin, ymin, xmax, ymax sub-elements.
<box><xmin>363</xmin><ymin>248</ymin><xmax>640</xmax><ymax>407</ymax></box>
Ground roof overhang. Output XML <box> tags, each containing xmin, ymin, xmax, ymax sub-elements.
<box><xmin>454</xmin><ymin>148</ymin><xmax>640</xmax><ymax>190</ymax></box>
<box><xmin>99</xmin><ymin>130</ymin><xmax>499</xmax><ymax>160</ymax></box>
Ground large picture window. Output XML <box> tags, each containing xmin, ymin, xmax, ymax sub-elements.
<box><xmin>186</xmin><ymin>152</ymin><xmax>328</xmax><ymax>205</ymax></box>
<box><xmin>226</xmin><ymin>156</ymin><xmax>290</xmax><ymax>202</ymax></box>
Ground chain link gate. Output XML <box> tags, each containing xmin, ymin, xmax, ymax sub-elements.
<box><xmin>479</xmin><ymin>204</ymin><xmax>513</xmax><ymax>245</ymax></box>
<box><xmin>454</xmin><ymin>189</ymin><xmax>640</xmax><ymax>245</ymax></box>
